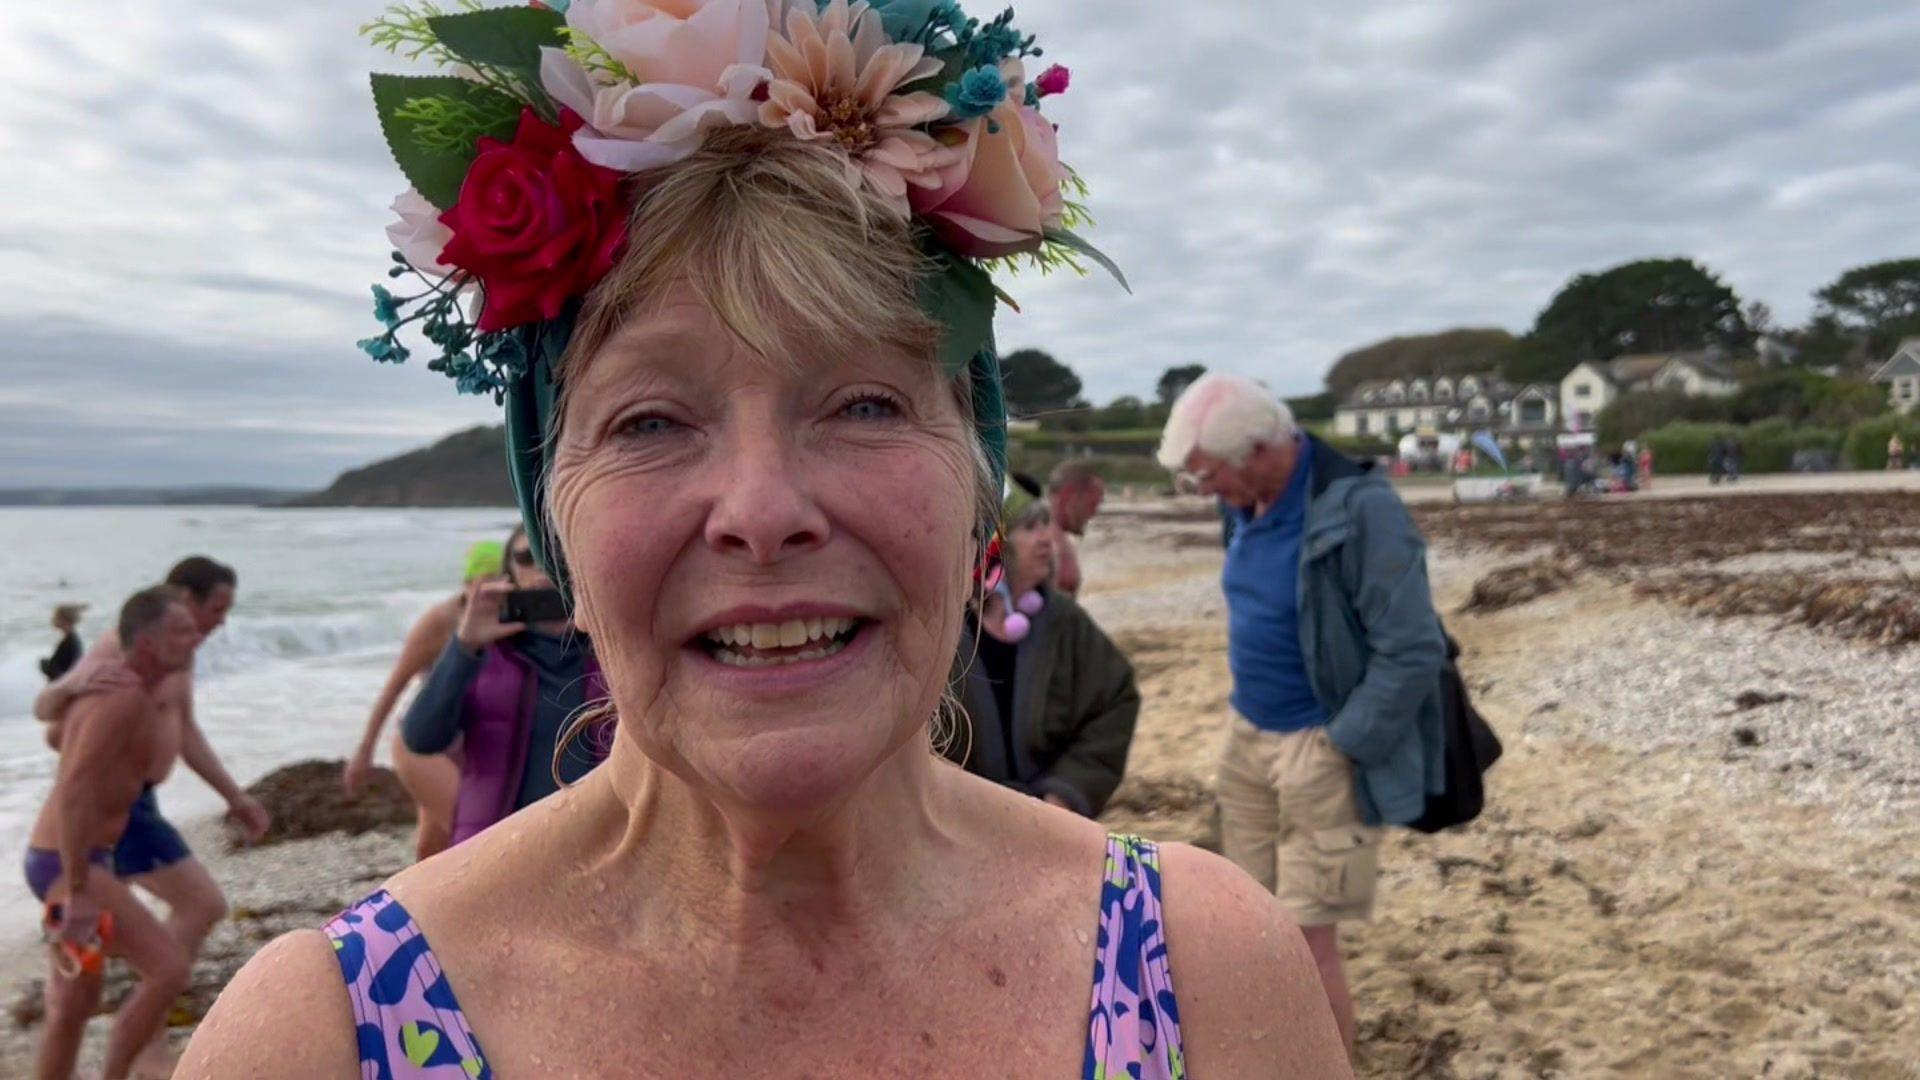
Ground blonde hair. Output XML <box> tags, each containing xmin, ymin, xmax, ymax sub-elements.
<box><xmin>543</xmin><ymin>130</ymin><xmax>1002</xmax><ymax>773</ymax></box>
<box><xmin>558</xmin><ymin>127</ymin><xmax>938</xmax><ymax>387</ymax></box>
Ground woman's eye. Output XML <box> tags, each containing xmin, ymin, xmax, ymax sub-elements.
<box><xmin>616</xmin><ymin>414</ymin><xmax>680</xmax><ymax>438</ymax></box>
<box><xmin>841</xmin><ymin>394</ymin><xmax>902</xmax><ymax>421</ymax></box>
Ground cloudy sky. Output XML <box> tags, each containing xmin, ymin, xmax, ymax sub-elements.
<box><xmin>3</xmin><ymin>0</ymin><xmax>1917</xmax><ymax>487</ymax></box>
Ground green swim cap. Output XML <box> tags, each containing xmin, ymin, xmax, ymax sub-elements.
<box><xmin>462</xmin><ymin>540</ymin><xmax>505</xmax><ymax>583</ymax></box>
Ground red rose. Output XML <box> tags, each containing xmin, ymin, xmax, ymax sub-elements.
<box><xmin>438</xmin><ymin>109</ymin><xmax>631</xmax><ymax>333</ymax></box>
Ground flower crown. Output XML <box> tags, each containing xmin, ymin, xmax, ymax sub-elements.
<box><xmin>357</xmin><ymin>0</ymin><xmax>1123</xmax><ymax>397</ymax></box>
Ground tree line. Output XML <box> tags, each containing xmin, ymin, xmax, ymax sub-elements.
<box><xmin>999</xmin><ymin>255</ymin><xmax>1920</xmax><ymax>431</ymax></box>
<box><xmin>1328</xmin><ymin>256</ymin><xmax>1920</xmax><ymax>394</ymax></box>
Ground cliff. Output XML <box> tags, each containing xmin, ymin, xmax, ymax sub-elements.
<box><xmin>294</xmin><ymin>425</ymin><xmax>514</xmax><ymax>507</ymax></box>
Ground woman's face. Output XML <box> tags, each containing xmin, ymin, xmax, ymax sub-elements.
<box><xmin>549</xmin><ymin>288</ymin><xmax>978</xmax><ymax>811</ymax></box>
<box><xmin>1007</xmin><ymin>518</ymin><xmax>1054</xmax><ymax>581</ymax></box>
<box><xmin>505</xmin><ymin>536</ymin><xmax>556</xmax><ymax>592</ymax></box>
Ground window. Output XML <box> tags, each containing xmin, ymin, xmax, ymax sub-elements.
<box><xmin>1356</xmin><ymin>414</ymin><xmax>1369</xmax><ymax>435</ymax></box>
<box><xmin>1520</xmin><ymin>399</ymin><xmax>1548</xmax><ymax>424</ymax></box>
<box><xmin>1574</xmin><ymin>383</ymin><xmax>1592</xmax><ymax>398</ymax></box>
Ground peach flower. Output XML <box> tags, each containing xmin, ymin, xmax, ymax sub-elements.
<box><xmin>758</xmin><ymin>0</ymin><xmax>956</xmax><ymax>215</ymax></box>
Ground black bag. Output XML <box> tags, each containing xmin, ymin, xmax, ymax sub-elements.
<box><xmin>1406</xmin><ymin>634</ymin><xmax>1502</xmax><ymax>833</ymax></box>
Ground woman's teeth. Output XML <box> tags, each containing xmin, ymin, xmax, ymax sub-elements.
<box><xmin>706</xmin><ymin>617</ymin><xmax>857</xmax><ymax>667</ymax></box>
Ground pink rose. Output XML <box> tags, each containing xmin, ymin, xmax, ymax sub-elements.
<box><xmin>1034</xmin><ymin>64</ymin><xmax>1070</xmax><ymax>97</ymax></box>
<box><xmin>565</xmin><ymin>0</ymin><xmax>767</xmax><ymax>87</ymax></box>
<box><xmin>910</xmin><ymin>99</ymin><xmax>1068</xmax><ymax>259</ymax></box>
<box><xmin>540</xmin><ymin>0</ymin><xmax>771</xmax><ymax>172</ymax></box>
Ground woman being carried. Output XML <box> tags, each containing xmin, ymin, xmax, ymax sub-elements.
<box><xmin>184</xmin><ymin>3</ymin><xmax>1346</xmax><ymax>1076</ymax></box>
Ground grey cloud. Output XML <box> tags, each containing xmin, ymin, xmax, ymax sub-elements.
<box><xmin>182</xmin><ymin>272</ymin><xmax>360</xmax><ymax>307</ymax></box>
<box><xmin>3</xmin><ymin>0</ymin><xmax>1919</xmax><ymax>484</ymax></box>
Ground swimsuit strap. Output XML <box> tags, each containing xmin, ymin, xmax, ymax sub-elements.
<box><xmin>327</xmin><ymin>838</ymin><xmax>1185</xmax><ymax>1079</ymax></box>
<box><xmin>1084</xmin><ymin>834</ymin><xmax>1187</xmax><ymax>1079</ymax></box>
<box><xmin>324</xmin><ymin>890</ymin><xmax>492</xmax><ymax>1080</ymax></box>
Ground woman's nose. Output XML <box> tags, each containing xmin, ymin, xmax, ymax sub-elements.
<box><xmin>702</xmin><ymin>421</ymin><xmax>831</xmax><ymax>564</ymax></box>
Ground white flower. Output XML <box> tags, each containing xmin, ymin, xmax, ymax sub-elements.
<box><xmin>386</xmin><ymin>189</ymin><xmax>456</xmax><ymax>277</ymax></box>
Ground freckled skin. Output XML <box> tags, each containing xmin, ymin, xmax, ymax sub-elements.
<box><xmin>547</xmin><ymin>290</ymin><xmax>978</xmax><ymax>811</ymax></box>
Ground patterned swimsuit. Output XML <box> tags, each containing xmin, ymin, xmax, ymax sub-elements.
<box><xmin>325</xmin><ymin>833</ymin><xmax>1186</xmax><ymax>1079</ymax></box>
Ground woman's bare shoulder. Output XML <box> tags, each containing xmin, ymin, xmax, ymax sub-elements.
<box><xmin>1155</xmin><ymin>842</ymin><xmax>1353</xmax><ymax>1078</ymax></box>
<box><xmin>177</xmin><ymin>929</ymin><xmax>361</xmax><ymax>1077</ymax></box>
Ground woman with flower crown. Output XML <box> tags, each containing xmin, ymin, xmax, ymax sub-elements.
<box><xmin>180</xmin><ymin>1</ymin><xmax>1347</xmax><ymax>1075</ymax></box>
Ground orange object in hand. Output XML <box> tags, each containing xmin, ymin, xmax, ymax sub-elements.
<box><xmin>42</xmin><ymin>904</ymin><xmax>115</xmax><ymax>977</ymax></box>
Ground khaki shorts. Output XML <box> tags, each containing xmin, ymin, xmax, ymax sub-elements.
<box><xmin>1215</xmin><ymin>716</ymin><xmax>1381</xmax><ymax>926</ymax></box>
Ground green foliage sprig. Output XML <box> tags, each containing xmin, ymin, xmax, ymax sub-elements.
<box><xmin>393</xmin><ymin>92</ymin><xmax>523</xmax><ymax>154</ymax></box>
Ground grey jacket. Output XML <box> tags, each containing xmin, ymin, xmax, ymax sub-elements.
<box><xmin>949</xmin><ymin>590</ymin><xmax>1141</xmax><ymax>816</ymax></box>
<box><xmin>1295</xmin><ymin>437</ymin><xmax>1448</xmax><ymax>825</ymax></box>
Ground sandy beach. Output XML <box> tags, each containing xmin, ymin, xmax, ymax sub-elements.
<box><xmin>6</xmin><ymin>489</ymin><xmax>1920</xmax><ymax>1077</ymax></box>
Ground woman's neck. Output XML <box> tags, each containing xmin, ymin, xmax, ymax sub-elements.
<box><xmin>1009</xmin><ymin>567</ymin><xmax>1048</xmax><ymax>598</ymax></box>
<box><xmin>579</xmin><ymin>729</ymin><xmax>958</xmax><ymax>944</ymax></box>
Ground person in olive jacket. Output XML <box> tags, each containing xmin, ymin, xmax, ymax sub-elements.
<box><xmin>946</xmin><ymin>501</ymin><xmax>1141</xmax><ymax>817</ymax></box>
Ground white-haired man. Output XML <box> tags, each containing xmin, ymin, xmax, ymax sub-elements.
<box><xmin>1158</xmin><ymin>372</ymin><xmax>1446</xmax><ymax>1053</ymax></box>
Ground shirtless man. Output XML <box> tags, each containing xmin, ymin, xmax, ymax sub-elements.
<box><xmin>34</xmin><ymin>556</ymin><xmax>269</xmax><ymax>1072</ymax></box>
<box><xmin>1045</xmin><ymin>461</ymin><xmax>1106</xmax><ymax>596</ymax></box>
<box><xmin>26</xmin><ymin>586</ymin><xmax>201</xmax><ymax>1080</ymax></box>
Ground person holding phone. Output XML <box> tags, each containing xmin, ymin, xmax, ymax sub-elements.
<box><xmin>342</xmin><ymin>539</ymin><xmax>505</xmax><ymax>861</ymax></box>
<box><xmin>399</xmin><ymin>527</ymin><xmax>608</xmax><ymax>846</ymax></box>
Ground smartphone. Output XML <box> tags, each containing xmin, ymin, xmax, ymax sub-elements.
<box><xmin>502</xmin><ymin>588</ymin><xmax>569</xmax><ymax>624</ymax></box>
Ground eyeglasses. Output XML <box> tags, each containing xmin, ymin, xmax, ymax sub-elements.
<box><xmin>1176</xmin><ymin>465</ymin><xmax>1218</xmax><ymax>492</ymax></box>
<box><xmin>509</xmin><ymin>548</ymin><xmax>537</xmax><ymax>568</ymax></box>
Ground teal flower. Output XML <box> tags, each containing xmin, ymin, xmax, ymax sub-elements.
<box><xmin>946</xmin><ymin>65</ymin><xmax>1007</xmax><ymax>120</ymax></box>
<box><xmin>371</xmin><ymin>285</ymin><xmax>401</xmax><ymax>328</ymax></box>
<box><xmin>357</xmin><ymin>336</ymin><xmax>405</xmax><ymax>364</ymax></box>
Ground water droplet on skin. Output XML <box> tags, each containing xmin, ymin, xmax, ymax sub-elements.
<box><xmin>1074</xmin><ymin>928</ymin><xmax>1090</xmax><ymax>945</ymax></box>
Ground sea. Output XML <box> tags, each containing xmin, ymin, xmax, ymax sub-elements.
<box><xmin>0</xmin><ymin>506</ymin><xmax>522</xmax><ymax>924</ymax></box>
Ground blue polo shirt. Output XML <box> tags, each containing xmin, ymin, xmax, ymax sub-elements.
<box><xmin>1223</xmin><ymin>452</ymin><xmax>1330</xmax><ymax>732</ymax></box>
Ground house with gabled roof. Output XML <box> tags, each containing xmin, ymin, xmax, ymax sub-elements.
<box><xmin>1870</xmin><ymin>338</ymin><xmax>1920</xmax><ymax>414</ymax></box>
<box><xmin>1559</xmin><ymin>351</ymin><xmax>1740</xmax><ymax>433</ymax></box>
<box><xmin>1332</xmin><ymin>372</ymin><xmax>1558</xmax><ymax>439</ymax></box>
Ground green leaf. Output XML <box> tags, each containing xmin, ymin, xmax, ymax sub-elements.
<box><xmin>871</xmin><ymin>0</ymin><xmax>945</xmax><ymax>41</ymax></box>
<box><xmin>1043</xmin><ymin>227</ymin><xmax>1130</xmax><ymax>292</ymax></box>
<box><xmin>371</xmin><ymin>74</ymin><xmax>522</xmax><ymax>209</ymax></box>
<box><xmin>899</xmin><ymin>45</ymin><xmax>969</xmax><ymax>97</ymax></box>
<box><xmin>425</xmin><ymin>6</ymin><xmax>564</xmax><ymax>85</ymax></box>
<box><xmin>919</xmin><ymin>245</ymin><xmax>998</xmax><ymax>375</ymax></box>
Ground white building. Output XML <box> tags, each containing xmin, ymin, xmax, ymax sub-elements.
<box><xmin>1559</xmin><ymin>352</ymin><xmax>1740</xmax><ymax>433</ymax></box>
<box><xmin>1333</xmin><ymin>373</ymin><xmax>1558</xmax><ymax>439</ymax></box>
<box><xmin>1870</xmin><ymin>338</ymin><xmax>1920</xmax><ymax>414</ymax></box>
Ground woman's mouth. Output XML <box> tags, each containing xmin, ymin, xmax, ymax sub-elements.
<box><xmin>699</xmin><ymin>616</ymin><xmax>866</xmax><ymax>668</ymax></box>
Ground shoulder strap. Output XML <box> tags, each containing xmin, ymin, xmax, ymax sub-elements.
<box><xmin>324</xmin><ymin>891</ymin><xmax>493</xmax><ymax>1079</ymax></box>
<box><xmin>1083</xmin><ymin>835</ymin><xmax>1187</xmax><ymax>1079</ymax></box>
